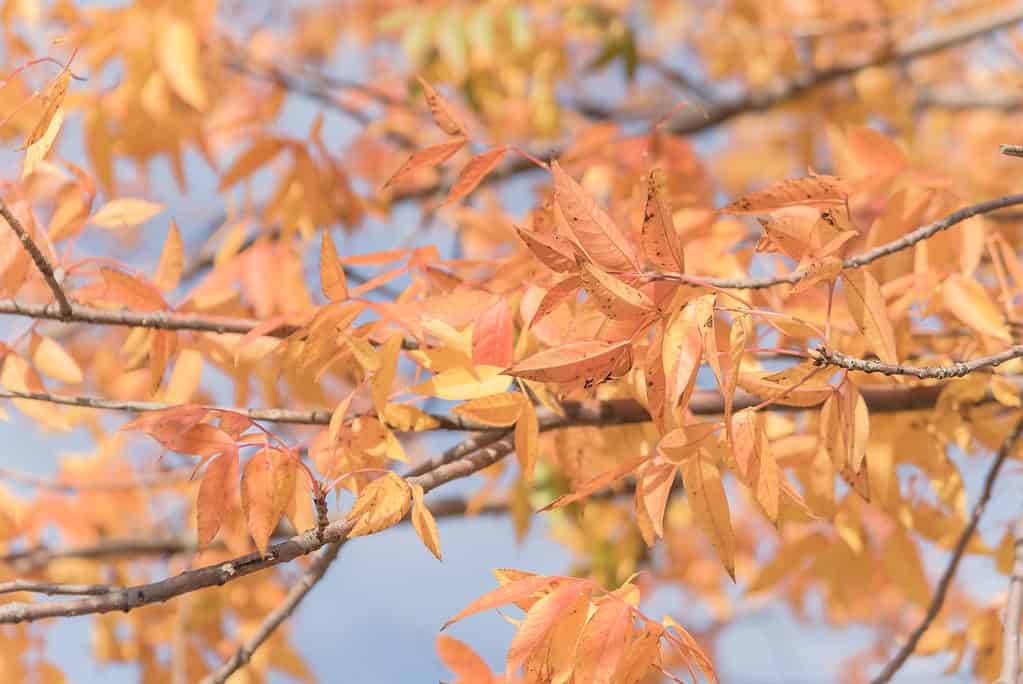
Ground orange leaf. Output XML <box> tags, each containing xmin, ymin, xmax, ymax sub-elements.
<box><xmin>942</xmin><ymin>273</ymin><xmax>1011</xmax><ymax>342</ymax></box>
<box><xmin>153</xmin><ymin>221</ymin><xmax>184</xmax><ymax>292</ymax></box>
<box><xmin>96</xmin><ymin>267</ymin><xmax>167</xmax><ymax>310</ymax></box>
<box><xmin>642</xmin><ymin>167</ymin><xmax>685</xmax><ymax>272</ymax></box>
<box><xmin>444</xmin><ymin>146</ymin><xmax>508</xmax><ymax>206</ymax></box>
<box><xmin>20</xmin><ymin>70</ymin><xmax>70</xmax><ymax>151</ymax></box>
<box><xmin>241</xmin><ymin>449</ymin><xmax>276</xmax><ymax>555</ymax></box>
<box><xmin>410</xmin><ymin>484</ymin><xmax>442</xmax><ymax>560</ymax></box>
<box><xmin>541</xmin><ymin>455</ymin><xmax>646</xmax><ymax>511</ymax></box>
<box><xmin>0</xmin><ymin>354</ymin><xmax>70</xmax><ymax>431</ymax></box>
<box><xmin>417</xmin><ymin>77</ymin><xmax>467</xmax><ymax>136</ymax></box>
<box><xmin>320</xmin><ymin>229</ymin><xmax>349</xmax><ymax>301</ymax></box>
<box><xmin>473</xmin><ymin>297</ymin><xmax>514</xmax><ymax>368</ymax></box>
<box><xmin>218</xmin><ymin>137</ymin><xmax>285</xmax><ymax>190</ymax></box>
<box><xmin>635</xmin><ymin>460</ymin><xmax>677</xmax><ymax>540</ymax></box>
<box><xmin>436</xmin><ymin>635</ymin><xmax>494</xmax><ymax>683</ymax></box>
<box><xmin>736</xmin><ymin>362</ymin><xmax>831</xmax><ymax>407</ymax></box>
<box><xmin>91</xmin><ymin>199</ymin><xmax>165</xmax><ymax>229</ymax></box>
<box><xmin>551</xmin><ymin>161</ymin><xmax>638</xmax><ymax>272</ymax></box>
<box><xmin>162</xmin><ymin>348</ymin><xmax>203</xmax><ymax>404</ymax></box>
<box><xmin>346</xmin><ymin>472</ymin><xmax>412</xmax><ymax>537</ymax></box>
<box><xmin>196</xmin><ymin>450</ymin><xmax>238</xmax><ymax>547</ymax></box>
<box><xmin>578</xmin><ymin>258</ymin><xmax>655</xmax><ymax>320</ymax></box>
<box><xmin>22</xmin><ymin>106</ymin><xmax>63</xmax><ymax>178</ymax></box>
<box><xmin>442</xmin><ymin>573</ymin><xmax>560</xmax><ymax>630</ymax></box>
<box><xmin>844</xmin><ymin>270</ymin><xmax>898</xmax><ymax>364</ymax></box>
<box><xmin>529</xmin><ymin>275</ymin><xmax>582</xmax><ymax>328</ymax></box>
<box><xmin>681</xmin><ymin>453</ymin><xmax>735</xmax><ymax>579</ymax></box>
<box><xmin>573</xmin><ymin>599</ymin><xmax>633</xmax><ymax>684</ymax></box>
<box><xmin>29</xmin><ymin>333</ymin><xmax>82</xmax><ymax>384</ymax></box>
<box><xmin>507</xmin><ymin>579</ymin><xmax>590</xmax><ymax>674</ymax></box>
<box><xmin>722</xmin><ymin>175</ymin><xmax>848</xmax><ymax>214</ymax></box>
<box><xmin>384</xmin><ymin>138</ymin><xmax>466</xmax><ymax>189</ymax></box>
<box><xmin>372</xmin><ymin>334</ymin><xmax>403</xmax><ymax>415</ymax></box>
<box><xmin>505</xmin><ymin>340</ymin><xmax>633</xmax><ymax>386</ymax></box>
<box><xmin>515</xmin><ymin>225</ymin><xmax>577</xmax><ymax>273</ymax></box>
<box><xmin>157</xmin><ymin>19</ymin><xmax>207</xmax><ymax>110</ymax></box>
<box><xmin>452</xmin><ymin>393</ymin><xmax>525</xmax><ymax>427</ymax></box>
<box><xmin>515</xmin><ymin>398</ymin><xmax>539</xmax><ymax>482</ymax></box>
<box><xmin>730</xmin><ymin>409</ymin><xmax>780</xmax><ymax>523</ymax></box>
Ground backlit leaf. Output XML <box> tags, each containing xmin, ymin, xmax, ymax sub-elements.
<box><xmin>844</xmin><ymin>270</ymin><xmax>898</xmax><ymax>364</ymax></box>
<box><xmin>721</xmin><ymin>175</ymin><xmax>848</xmax><ymax>214</ymax></box>
<box><xmin>681</xmin><ymin>453</ymin><xmax>735</xmax><ymax>579</ymax></box>
<box><xmin>453</xmin><ymin>393</ymin><xmax>524</xmax><ymax>427</ymax></box>
<box><xmin>410</xmin><ymin>365</ymin><xmax>512</xmax><ymax>400</ymax></box>
<box><xmin>642</xmin><ymin>167</ymin><xmax>684</xmax><ymax>272</ymax></box>
<box><xmin>411</xmin><ymin>484</ymin><xmax>442</xmax><ymax>560</ymax></box>
<box><xmin>473</xmin><ymin>297</ymin><xmax>514</xmax><ymax>368</ymax></box>
<box><xmin>505</xmin><ymin>340</ymin><xmax>633</xmax><ymax>386</ymax></box>
<box><xmin>157</xmin><ymin>19</ymin><xmax>207</xmax><ymax>110</ymax></box>
<box><xmin>442</xmin><ymin>573</ymin><xmax>560</xmax><ymax>630</ymax></box>
<box><xmin>384</xmin><ymin>138</ymin><xmax>466</xmax><ymax>189</ymax></box>
<box><xmin>417</xmin><ymin>77</ymin><xmax>467</xmax><ymax>136</ymax></box>
<box><xmin>444</xmin><ymin>146</ymin><xmax>508</xmax><ymax>205</ymax></box>
<box><xmin>346</xmin><ymin>472</ymin><xmax>412</xmax><ymax>537</ymax></box>
<box><xmin>91</xmin><ymin>199</ymin><xmax>165</xmax><ymax>229</ymax></box>
<box><xmin>515</xmin><ymin>398</ymin><xmax>539</xmax><ymax>482</ymax></box>
<box><xmin>153</xmin><ymin>221</ymin><xmax>184</xmax><ymax>293</ymax></box>
<box><xmin>320</xmin><ymin>229</ymin><xmax>349</xmax><ymax>301</ymax></box>
<box><xmin>515</xmin><ymin>225</ymin><xmax>577</xmax><ymax>272</ymax></box>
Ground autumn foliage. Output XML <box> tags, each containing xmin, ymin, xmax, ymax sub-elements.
<box><xmin>5</xmin><ymin>2</ymin><xmax>1023</xmax><ymax>683</ymax></box>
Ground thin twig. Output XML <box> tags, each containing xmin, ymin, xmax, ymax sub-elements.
<box><xmin>871</xmin><ymin>414</ymin><xmax>1023</xmax><ymax>684</ymax></box>
<box><xmin>1002</xmin><ymin>144</ymin><xmax>1023</xmax><ymax>158</ymax></box>
<box><xmin>0</xmin><ymin>579</ymin><xmax>117</xmax><ymax>596</ymax></box>
<box><xmin>813</xmin><ymin>345</ymin><xmax>1023</xmax><ymax>379</ymax></box>
<box><xmin>995</xmin><ymin>512</ymin><xmax>1023</xmax><ymax>684</ymax></box>
<box><xmin>0</xmin><ymin>200</ymin><xmax>72</xmax><ymax>318</ymax></box>
<box><xmin>201</xmin><ymin>542</ymin><xmax>343</xmax><ymax>684</ymax></box>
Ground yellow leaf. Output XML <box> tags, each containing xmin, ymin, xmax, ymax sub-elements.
<box><xmin>343</xmin><ymin>333</ymin><xmax>381</xmax><ymax>373</ymax></box>
<box><xmin>515</xmin><ymin>398</ymin><xmax>539</xmax><ymax>481</ymax></box>
<box><xmin>411</xmin><ymin>484</ymin><xmax>442</xmax><ymax>559</ymax></box>
<box><xmin>162</xmin><ymin>348</ymin><xmax>203</xmax><ymax>404</ymax></box>
<box><xmin>990</xmin><ymin>376</ymin><xmax>1021</xmax><ymax>407</ymax></box>
<box><xmin>241</xmin><ymin>449</ymin><xmax>276</xmax><ymax>555</ymax></box>
<box><xmin>328</xmin><ymin>385</ymin><xmax>360</xmax><ymax>443</ymax></box>
<box><xmin>20</xmin><ymin>70</ymin><xmax>70</xmax><ymax>151</ymax></box>
<box><xmin>153</xmin><ymin>221</ymin><xmax>184</xmax><ymax>293</ymax></box>
<box><xmin>505</xmin><ymin>341</ymin><xmax>633</xmax><ymax>387</ymax></box>
<box><xmin>382</xmin><ymin>403</ymin><xmax>440</xmax><ymax>431</ymax></box>
<box><xmin>844</xmin><ymin>270</ymin><xmax>898</xmax><ymax>364</ymax></box>
<box><xmin>577</xmin><ymin>257</ymin><xmax>655</xmax><ymax>320</ymax></box>
<box><xmin>22</xmin><ymin>106</ymin><xmax>64</xmax><ymax>178</ymax></box>
<box><xmin>218</xmin><ymin>137</ymin><xmax>285</xmax><ymax>190</ymax></box>
<box><xmin>452</xmin><ymin>392</ymin><xmax>525</xmax><ymax>427</ymax></box>
<box><xmin>157</xmin><ymin>19</ymin><xmax>207</xmax><ymax>110</ymax></box>
<box><xmin>1</xmin><ymin>355</ymin><xmax>70</xmax><ymax>431</ymax></box>
<box><xmin>91</xmin><ymin>199</ymin><xmax>165</xmax><ymax>229</ymax></box>
<box><xmin>410</xmin><ymin>364</ymin><xmax>512</xmax><ymax>400</ymax></box>
<box><xmin>372</xmin><ymin>334</ymin><xmax>403</xmax><ymax>415</ymax></box>
<box><xmin>29</xmin><ymin>333</ymin><xmax>82</xmax><ymax>384</ymax></box>
<box><xmin>346</xmin><ymin>472</ymin><xmax>412</xmax><ymax>537</ymax></box>
<box><xmin>320</xmin><ymin>230</ymin><xmax>348</xmax><ymax>301</ymax></box>
<box><xmin>681</xmin><ymin>454</ymin><xmax>735</xmax><ymax>579</ymax></box>
<box><xmin>942</xmin><ymin>274</ymin><xmax>1011</xmax><ymax>342</ymax></box>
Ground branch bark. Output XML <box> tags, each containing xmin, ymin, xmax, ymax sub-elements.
<box><xmin>871</xmin><ymin>414</ymin><xmax>1023</xmax><ymax>684</ymax></box>
<box><xmin>813</xmin><ymin>346</ymin><xmax>1023</xmax><ymax>379</ymax></box>
<box><xmin>0</xmin><ymin>200</ymin><xmax>72</xmax><ymax>318</ymax></box>
<box><xmin>995</xmin><ymin>513</ymin><xmax>1023</xmax><ymax>684</ymax></box>
<box><xmin>0</xmin><ymin>579</ymin><xmax>117</xmax><ymax>596</ymax></box>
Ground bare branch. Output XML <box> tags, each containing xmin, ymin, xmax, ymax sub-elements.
<box><xmin>871</xmin><ymin>414</ymin><xmax>1023</xmax><ymax>684</ymax></box>
<box><xmin>0</xmin><ymin>200</ymin><xmax>72</xmax><ymax>318</ymax></box>
<box><xmin>995</xmin><ymin>513</ymin><xmax>1023</xmax><ymax>684</ymax></box>
<box><xmin>812</xmin><ymin>345</ymin><xmax>1023</xmax><ymax>379</ymax></box>
<box><xmin>201</xmin><ymin>542</ymin><xmax>343</xmax><ymax>684</ymax></box>
<box><xmin>1002</xmin><ymin>144</ymin><xmax>1023</xmax><ymax>158</ymax></box>
<box><xmin>0</xmin><ymin>579</ymin><xmax>117</xmax><ymax>596</ymax></box>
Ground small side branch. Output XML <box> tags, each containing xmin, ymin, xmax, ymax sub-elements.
<box><xmin>871</xmin><ymin>415</ymin><xmax>1023</xmax><ymax>684</ymax></box>
<box><xmin>0</xmin><ymin>200</ymin><xmax>72</xmax><ymax>318</ymax></box>
<box><xmin>813</xmin><ymin>346</ymin><xmax>1023</xmax><ymax>379</ymax></box>
<box><xmin>995</xmin><ymin>513</ymin><xmax>1023</xmax><ymax>684</ymax></box>
<box><xmin>0</xmin><ymin>579</ymin><xmax>117</xmax><ymax>596</ymax></box>
<box><xmin>200</xmin><ymin>542</ymin><xmax>343</xmax><ymax>684</ymax></box>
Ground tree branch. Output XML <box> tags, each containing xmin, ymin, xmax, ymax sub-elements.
<box><xmin>871</xmin><ymin>414</ymin><xmax>1023</xmax><ymax>684</ymax></box>
<box><xmin>200</xmin><ymin>542</ymin><xmax>343</xmax><ymax>684</ymax></box>
<box><xmin>0</xmin><ymin>200</ymin><xmax>72</xmax><ymax>319</ymax></box>
<box><xmin>995</xmin><ymin>513</ymin><xmax>1023</xmax><ymax>684</ymax></box>
<box><xmin>0</xmin><ymin>579</ymin><xmax>117</xmax><ymax>596</ymax></box>
<box><xmin>812</xmin><ymin>345</ymin><xmax>1023</xmax><ymax>379</ymax></box>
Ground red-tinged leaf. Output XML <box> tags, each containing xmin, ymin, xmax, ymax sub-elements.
<box><xmin>346</xmin><ymin>472</ymin><xmax>412</xmax><ymax>537</ymax></box>
<box><xmin>437</xmin><ymin>635</ymin><xmax>494</xmax><ymax>683</ymax></box>
<box><xmin>721</xmin><ymin>175</ymin><xmax>848</xmax><ymax>214</ymax></box>
<box><xmin>218</xmin><ymin>137</ymin><xmax>285</xmax><ymax>190</ymax></box>
<box><xmin>320</xmin><ymin>229</ymin><xmax>348</xmax><ymax>301</ymax></box>
<box><xmin>166</xmin><ymin>423</ymin><xmax>236</xmax><ymax>458</ymax></box>
<box><xmin>573</xmin><ymin>600</ymin><xmax>633</xmax><ymax>684</ymax></box>
<box><xmin>383</xmin><ymin>138</ymin><xmax>466</xmax><ymax>189</ymax></box>
<box><xmin>642</xmin><ymin>168</ymin><xmax>685</xmax><ymax>272</ymax></box>
<box><xmin>410</xmin><ymin>484</ymin><xmax>442</xmax><ymax>560</ymax></box>
<box><xmin>196</xmin><ymin>450</ymin><xmax>238</xmax><ymax>547</ymax></box>
<box><xmin>505</xmin><ymin>340</ymin><xmax>633</xmax><ymax>386</ymax></box>
<box><xmin>417</xmin><ymin>77</ymin><xmax>467</xmax><ymax>136</ymax></box>
<box><xmin>529</xmin><ymin>275</ymin><xmax>582</xmax><ymax>328</ymax></box>
<box><xmin>442</xmin><ymin>573</ymin><xmax>560</xmax><ymax>630</ymax></box>
<box><xmin>635</xmin><ymin>460</ymin><xmax>677</xmax><ymax>539</ymax></box>
<box><xmin>507</xmin><ymin>580</ymin><xmax>590</xmax><ymax>674</ymax></box>
<box><xmin>241</xmin><ymin>449</ymin><xmax>276</xmax><ymax>554</ymax></box>
<box><xmin>444</xmin><ymin>146</ymin><xmax>508</xmax><ymax>206</ymax></box>
<box><xmin>551</xmin><ymin>161</ymin><xmax>639</xmax><ymax>272</ymax></box>
<box><xmin>452</xmin><ymin>393</ymin><xmax>525</xmax><ymax>427</ymax></box>
<box><xmin>153</xmin><ymin>221</ymin><xmax>184</xmax><ymax>293</ymax></box>
<box><xmin>578</xmin><ymin>258</ymin><xmax>655</xmax><ymax>320</ymax></box>
<box><xmin>541</xmin><ymin>455</ymin><xmax>647</xmax><ymax>511</ymax></box>
<box><xmin>844</xmin><ymin>270</ymin><xmax>897</xmax><ymax>365</ymax></box>
<box><xmin>681</xmin><ymin>453</ymin><xmax>735</xmax><ymax>579</ymax></box>
<box><xmin>515</xmin><ymin>398</ymin><xmax>539</xmax><ymax>482</ymax></box>
<box><xmin>473</xmin><ymin>297</ymin><xmax>514</xmax><ymax>368</ymax></box>
<box><xmin>515</xmin><ymin>225</ymin><xmax>577</xmax><ymax>273</ymax></box>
